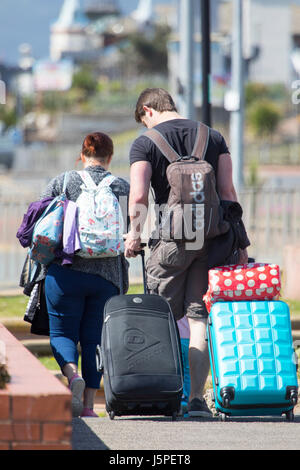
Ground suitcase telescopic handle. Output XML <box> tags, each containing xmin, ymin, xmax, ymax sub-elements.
<box><xmin>134</xmin><ymin>243</ymin><xmax>148</xmax><ymax>294</ymax></box>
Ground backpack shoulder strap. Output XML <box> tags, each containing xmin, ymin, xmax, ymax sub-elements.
<box><xmin>62</xmin><ymin>171</ymin><xmax>70</xmax><ymax>192</ymax></box>
<box><xmin>192</xmin><ymin>122</ymin><xmax>209</xmax><ymax>161</ymax></box>
<box><xmin>78</xmin><ymin>170</ymin><xmax>116</xmax><ymax>190</ymax></box>
<box><xmin>143</xmin><ymin>128</ymin><xmax>181</xmax><ymax>163</ymax></box>
<box><xmin>143</xmin><ymin>123</ymin><xmax>209</xmax><ymax>163</ymax></box>
<box><xmin>77</xmin><ymin>170</ymin><xmax>97</xmax><ymax>189</ymax></box>
<box><xmin>97</xmin><ymin>173</ymin><xmax>116</xmax><ymax>189</ymax></box>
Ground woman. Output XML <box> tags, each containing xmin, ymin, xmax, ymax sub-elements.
<box><xmin>42</xmin><ymin>132</ymin><xmax>129</xmax><ymax>417</ymax></box>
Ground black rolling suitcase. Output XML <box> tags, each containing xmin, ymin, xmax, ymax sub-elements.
<box><xmin>96</xmin><ymin>249</ymin><xmax>183</xmax><ymax>420</ymax></box>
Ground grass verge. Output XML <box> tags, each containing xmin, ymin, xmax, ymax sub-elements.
<box><xmin>0</xmin><ymin>295</ymin><xmax>28</xmax><ymax>318</ymax></box>
<box><xmin>1</xmin><ymin>289</ymin><xmax>300</xmax><ymax>318</ymax></box>
<box><xmin>0</xmin><ymin>284</ymin><xmax>145</xmax><ymax>319</ymax></box>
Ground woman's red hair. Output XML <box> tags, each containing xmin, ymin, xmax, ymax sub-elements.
<box><xmin>82</xmin><ymin>132</ymin><xmax>113</xmax><ymax>161</ymax></box>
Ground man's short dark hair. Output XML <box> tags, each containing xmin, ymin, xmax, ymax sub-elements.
<box><xmin>135</xmin><ymin>88</ymin><xmax>178</xmax><ymax>123</ymax></box>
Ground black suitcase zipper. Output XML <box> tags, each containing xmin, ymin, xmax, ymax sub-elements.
<box><xmin>104</xmin><ymin>308</ymin><xmax>170</xmax><ymax>321</ymax></box>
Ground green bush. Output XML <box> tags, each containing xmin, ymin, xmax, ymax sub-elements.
<box><xmin>41</xmin><ymin>91</ymin><xmax>71</xmax><ymax>113</ymax></box>
<box><xmin>72</xmin><ymin>66</ymin><xmax>98</xmax><ymax>96</ymax></box>
<box><xmin>0</xmin><ymin>106</ymin><xmax>17</xmax><ymax>130</ymax></box>
<box><xmin>245</xmin><ymin>82</ymin><xmax>269</xmax><ymax>106</ymax></box>
<box><xmin>247</xmin><ymin>100</ymin><xmax>281</xmax><ymax>138</ymax></box>
<box><xmin>245</xmin><ymin>82</ymin><xmax>288</xmax><ymax>106</ymax></box>
<box><xmin>246</xmin><ymin>158</ymin><xmax>262</xmax><ymax>188</ymax></box>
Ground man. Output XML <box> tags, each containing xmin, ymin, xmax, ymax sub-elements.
<box><xmin>125</xmin><ymin>88</ymin><xmax>248</xmax><ymax>417</ymax></box>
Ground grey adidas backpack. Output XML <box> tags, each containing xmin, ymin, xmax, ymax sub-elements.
<box><xmin>144</xmin><ymin>122</ymin><xmax>229</xmax><ymax>248</ymax></box>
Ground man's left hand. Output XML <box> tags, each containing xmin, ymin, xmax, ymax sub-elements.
<box><xmin>124</xmin><ymin>232</ymin><xmax>142</xmax><ymax>258</ymax></box>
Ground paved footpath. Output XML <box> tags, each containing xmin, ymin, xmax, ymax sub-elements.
<box><xmin>72</xmin><ymin>413</ymin><xmax>300</xmax><ymax>451</ymax></box>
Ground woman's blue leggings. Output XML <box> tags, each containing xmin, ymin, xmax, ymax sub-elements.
<box><xmin>45</xmin><ymin>264</ymin><xmax>118</xmax><ymax>389</ymax></box>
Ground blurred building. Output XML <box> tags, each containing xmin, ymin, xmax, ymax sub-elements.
<box><xmin>50</xmin><ymin>0</ymin><xmax>91</xmax><ymax>62</ymax></box>
<box><xmin>49</xmin><ymin>0</ymin><xmax>161</xmax><ymax>63</ymax></box>
<box><xmin>219</xmin><ymin>0</ymin><xmax>300</xmax><ymax>85</ymax></box>
<box><xmin>169</xmin><ymin>0</ymin><xmax>230</xmax><ymax>110</ymax></box>
<box><xmin>85</xmin><ymin>0</ymin><xmax>120</xmax><ymax>20</ymax></box>
<box><xmin>82</xmin><ymin>0</ymin><xmax>121</xmax><ymax>48</ymax></box>
<box><xmin>50</xmin><ymin>0</ymin><xmax>120</xmax><ymax>62</ymax></box>
<box><xmin>169</xmin><ymin>0</ymin><xmax>300</xmax><ymax>115</ymax></box>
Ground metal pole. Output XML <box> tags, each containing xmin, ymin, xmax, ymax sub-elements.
<box><xmin>179</xmin><ymin>0</ymin><xmax>194</xmax><ymax>119</ymax></box>
<box><xmin>201</xmin><ymin>0</ymin><xmax>211</xmax><ymax>126</ymax></box>
<box><xmin>230</xmin><ymin>0</ymin><xmax>244</xmax><ymax>194</ymax></box>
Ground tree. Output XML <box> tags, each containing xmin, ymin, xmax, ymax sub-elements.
<box><xmin>121</xmin><ymin>24</ymin><xmax>171</xmax><ymax>75</ymax></box>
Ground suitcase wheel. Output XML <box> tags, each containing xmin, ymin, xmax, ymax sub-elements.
<box><xmin>285</xmin><ymin>410</ymin><xmax>295</xmax><ymax>422</ymax></box>
<box><xmin>109</xmin><ymin>411</ymin><xmax>115</xmax><ymax>420</ymax></box>
<box><xmin>223</xmin><ymin>397</ymin><xmax>230</xmax><ymax>408</ymax></box>
<box><xmin>219</xmin><ymin>413</ymin><xmax>227</xmax><ymax>422</ymax></box>
<box><xmin>172</xmin><ymin>412</ymin><xmax>177</xmax><ymax>422</ymax></box>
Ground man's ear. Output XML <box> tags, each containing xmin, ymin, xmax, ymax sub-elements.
<box><xmin>143</xmin><ymin>105</ymin><xmax>152</xmax><ymax>116</ymax></box>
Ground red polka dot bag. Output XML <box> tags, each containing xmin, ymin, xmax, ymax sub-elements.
<box><xmin>203</xmin><ymin>263</ymin><xmax>281</xmax><ymax>313</ymax></box>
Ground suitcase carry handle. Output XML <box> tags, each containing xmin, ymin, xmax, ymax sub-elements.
<box><xmin>133</xmin><ymin>242</ymin><xmax>147</xmax><ymax>254</ymax></box>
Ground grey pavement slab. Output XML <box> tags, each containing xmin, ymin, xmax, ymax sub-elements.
<box><xmin>72</xmin><ymin>414</ymin><xmax>300</xmax><ymax>451</ymax></box>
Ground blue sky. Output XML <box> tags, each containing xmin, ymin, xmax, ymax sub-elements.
<box><xmin>0</xmin><ymin>0</ymin><xmax>173</xmax><ymax>66</ymax></box>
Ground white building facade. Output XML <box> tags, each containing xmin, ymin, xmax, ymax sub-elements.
<box><xmin>50</xmin><ymin>0</ymin><xmax>91</xmax><ymax>62</ymax></box>
<box><xmin>220</xmin><ymin>0</ymin><xmax>300</xmax><ymax>85</ymax></box>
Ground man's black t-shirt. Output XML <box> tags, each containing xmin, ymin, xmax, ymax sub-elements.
<box><xmin>129</xmin><ymin>119</ymin><xmax>230</xmax><ymax>205</ymax></box>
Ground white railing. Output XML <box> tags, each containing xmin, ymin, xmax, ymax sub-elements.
<box><xmin>1</xmin><ymin>187</ymin><xmax>300</xmax><ymax>291</ymax></box>
<box><xmin>239</xmin><ymin>188</ymin><xmax>300</xmax><ymax>265</ymax></box>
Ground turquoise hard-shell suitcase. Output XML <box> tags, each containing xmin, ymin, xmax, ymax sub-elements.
<box><xmin>207</xmin><ymin>300</ymin><xmax>298</xmax><ymax>421</ymax></box>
